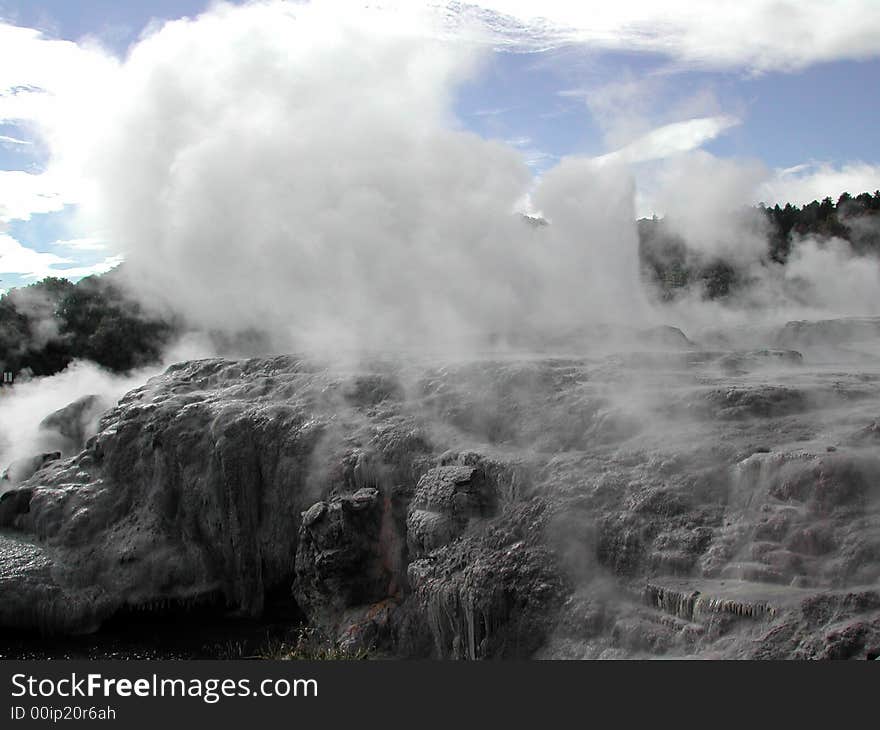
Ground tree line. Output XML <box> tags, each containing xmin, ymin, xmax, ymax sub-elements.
<box><xmin>640</xmin><ymin>190</ymin><xmax>880</xmax><ymax>299</ymax></box>
<box><xmin>0</xmin><ymin>268</ymin><xmax>178</xmax><ymax>378</ymax></box>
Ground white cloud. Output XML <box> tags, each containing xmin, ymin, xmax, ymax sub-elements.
<box><xmin>50</xmin><ymin>237</ymin><xmax>108</xmax><ymax>252</ymax></box>
<box><xmin>0</xmin><ymin>232</ymin><xmax>72</xmax><ymax>276</ymax></box>
<box><xmin>0</xmin><ymin>133</ymin><xmax>30</xmax><ymax>145</ymax></box>
<box><xmin>445</xmin><ymin>1</ymin><xmax>880</xmax><ymax>72</ymax></box>
<box><xmin>0</xmin><ymin>22</ymin><xmax>117</xmax><ymax>225</ymax></box>
<box><xmin>758</xmin><ymin>161</ymin><xmax>880</xmax><ymax>206</ymax></box>
<box><xmin>471</xmin><ymin>106</ymin><xmax>514</xmax><ymax>117</ymax></box>
<box><xmin>504</xmin><ymin>136</ymin><xmax>556</xmax><ymax>170</ymax></box>
<box><xmin>636</xmin><ymin>156</ymin><xmax>880</xmax><ymax>222</ymax></box>
<box><xmin>0</xmin><ymin>24</ymin><xmax>116</xmax><ymax>179</ymax></box>
<box><xmin>1</xmin><ymin>2</ymin><xmax>877</xmax><ymax>233</ymax></box>
<box><xmin>574</xmin><ymin>74</ymin><xmax>729</xmax><ymax>153</ymax></box>
<box><xmin>0</xmin><ymin>170</ymin><xmax>80</xmax><ymax>222</ymax></box>
<box><xmin>594</xmin><ymin>115</ymin><xmax>740</xmax><ymax>166</ymax></box>
<box><xmin>520</xmin><ymin>149</ymin><xmax>556</xmax><ymax>170</ymax></box>
<box><xmin>0</xmin><ymin>86</ymin><xmax>55</xmax><ymax>126</ymax></box>
<box><xmin>0</xmin><ymin>232</ymin><xmax>121</xmax><ymax>280</ymax></box>
<box><xmin>0</xmin><ymin>24</ymin><xmax>117</xmax><ymax>116</ymax></box>
<box><xmin>42</xmin><ymin>256</ymin><xmax>124</xmax><ymax>280</ymax></box>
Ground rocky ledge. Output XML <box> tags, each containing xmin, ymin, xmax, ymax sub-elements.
<box><xmin>2</xmin><ymin>323</ymin><xmax>880</xmax><ymax>659</ymax></box>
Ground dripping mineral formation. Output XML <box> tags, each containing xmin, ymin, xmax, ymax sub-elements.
<box><xmin>1</xmin><ymin>318</ymin><xmax>880</xmax><ymax>659</ymax></box>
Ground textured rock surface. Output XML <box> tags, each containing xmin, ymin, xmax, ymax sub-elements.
<box><xmin>1</xmin><ymin>452</ymin><xmax>61</xmax><ymax>488</ymax></box>
<box><xmin>406</xmin><ymin>465</ymin><xmax>497</xmax><ymax>559</ymax></box>
<box><xmin>2</xmin><ymin>320</ymin><xmax>880</xmax><ymax>659</ymax></box>
<box><xmin>38</xmin><ymin>394</ymin><xmax>110</xmax><ymax>456</ymax></box>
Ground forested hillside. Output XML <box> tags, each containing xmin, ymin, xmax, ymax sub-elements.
<box><xmin>0</xmin><ymin>268</ymin><xmax>177</xmax><ymax>378</ymax></box>
<box><xmin>640</xmin><ymin>190</ymin><xmax>880</xmax><ymax>299</ymax></box>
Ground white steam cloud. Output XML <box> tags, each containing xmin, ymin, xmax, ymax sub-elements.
<box><xmin>0</xmin><ymin>361</ymin><xmax>149</xmax><ymax>480</ymax></box>
<box><xmin>1</xmin><ymin>0</ymin><xmax>880</xmax><ymax>478</ymax></box>
<box><xmin>51</xmin><ymin>1</ymin><xmax>649</xmax><ymax>353</ymax></box>
<box><xmin>0</xmin><ymin>333</ymin><xmax>222</xmax><ymax>475</ymax></box>
<box><xmin>783</xmin><ymin>236</ymin><xmax>880</xmax><ymax>316</ymax></box>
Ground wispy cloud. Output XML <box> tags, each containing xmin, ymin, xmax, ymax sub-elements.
<box><xmin>51</xmin><ymin>237</ymin><xmax>109</xmax><ymax>252</ymax></box>
<box><xmin>556</xmin><ymin>89</ymin><xmax>589</xmax><ymax>99</ymax></box>
<box><xmin>0</xmin><ymin>232</ymin><xmax>121</xmax><ymax>280</ymax></box>
<box><xmin>0</xmin><ymin>170</ymin><xmax>80</xmax><ymax>223</ymax></box>
<box><xmin>40</xmin><ymin>256</ymin><xmax>124</xmax><ymax>280</ymax></box>
<box><xmin>0</xmin><ymin>133</ymin><xmax>30</xmax><ymax>146</ymax></box>
<box><xmin>471</xmin><ymin>106</ymin><xmax>514</xmax><ymax>117</ymax></box>
<box><xmin>758</xmin><ymin>161</ymin><xmax>880</xmax><ymax>206</ymax></box>
<box><xmin>442</xmin><ymin>1</ymin><xmax>880</xmax><ymax>72</ymax></box>
<box><xmin>520</xmin><ymin>149</ymin><xmax>557</xmax><ymax>171</ymax></box>
<box><xmin>593</xmin><ymin>115</ymin><xmax>740</xmax><ymax>166</ymax></box>
<box><xmin>0</xmin><ymin>232</ymin><xmax>71</xmax><ymax>275</ymax></box>
<box><xmin>504</xmin><ymin>135</ymin><xmax>556</xmax><ymax>171</ymax></box>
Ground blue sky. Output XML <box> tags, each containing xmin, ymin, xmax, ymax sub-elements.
<box><xmin>2</xmin><ymin>0</ymin><xmax>880</xmax><ymax>291</ymax></box>
<box><xmin>455</xmin><ymin>45</ymin><xmax>880</xmax><ymax>173</ymax></box>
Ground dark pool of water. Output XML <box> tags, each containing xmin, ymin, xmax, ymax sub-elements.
<box><xmin>0</xmin><ymin>611</ymin><xmax>301</xmax><ymax>660</ymax></box>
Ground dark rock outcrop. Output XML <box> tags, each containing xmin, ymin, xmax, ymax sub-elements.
<box><xmin>403</xmin><ymin>500</ymin><xmax>568</xmax><ymax>659</ymax></box>
<box><xmin>406</xmin><ymin>465</ymin><xmax>497</xmax><ymax>559</ymax></box>
<box><xmin>295</xmin><ymin>486</ymin><xmax>405</xmax><ymax>618</ymax></box>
